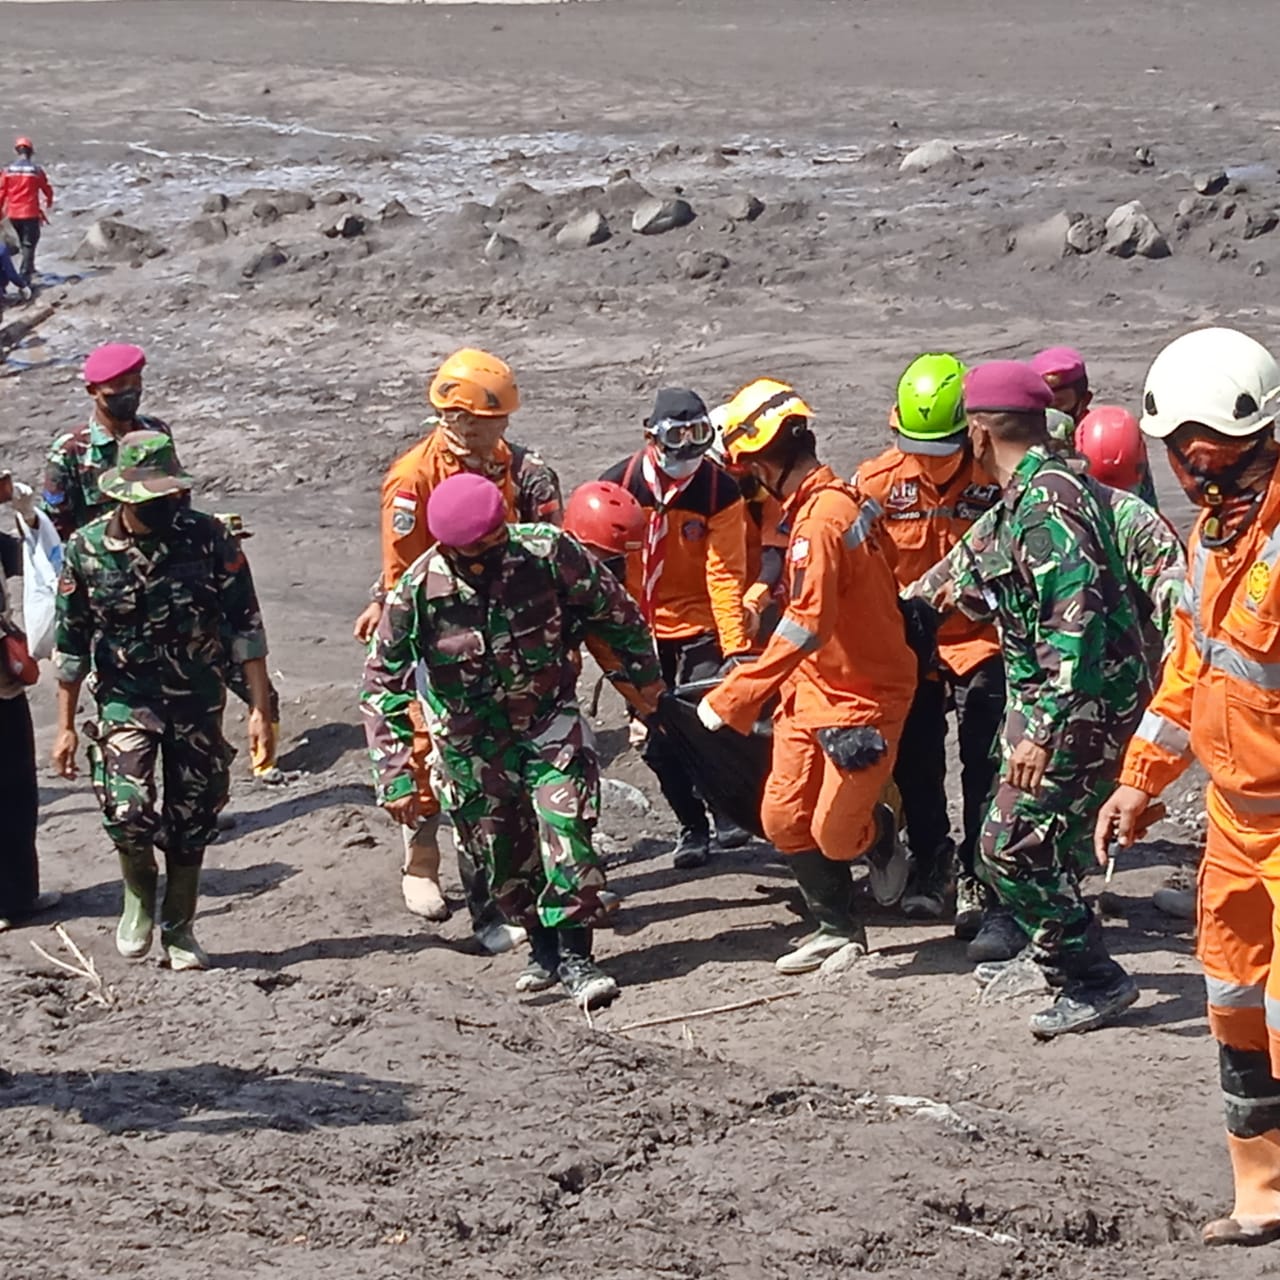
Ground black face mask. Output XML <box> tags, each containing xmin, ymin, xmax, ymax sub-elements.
<box><xmin>446</xmin><ymin>540</ymin><xmax>508</xmax><ymax>586</ymax></box>
<box><xmin>131</xmin><ymin>494</ymin><xmax>184</xmax><ymax>534</ymax></box>
<box><xmin>102</xmin><ymin>388</ymin><xmax>143</xmax><ymax>422</ymax></box>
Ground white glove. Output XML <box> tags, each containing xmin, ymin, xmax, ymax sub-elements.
<box><xmin>697</xmin><ymin>696</ymin><xmax>726</xmax><ymax>732</ymax></box>
<box><xmin>10</xmin><ymin>480</ymin><xmax>37</xmax><ymax>526</ymax></box>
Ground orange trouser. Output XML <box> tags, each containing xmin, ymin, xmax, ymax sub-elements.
<box><xmin>1199</xmin><ymin>784</ymin><xmax>1280</xmax><ymax>1069</ymax></box>
<box><xmin>762</xmin><ymin>713</ymin><xmax>903</xmax><ymax>858</ymax></box>
<box><xmin>408</xmin><ymin>700</ymin><xmax>442</xmax><ymax>819</ymax></box>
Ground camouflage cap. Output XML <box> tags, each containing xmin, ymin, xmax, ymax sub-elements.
<box><xmin>98</xmin><ymin>430</ymin><xmax>194</xmax><ymax>503</ymax></box>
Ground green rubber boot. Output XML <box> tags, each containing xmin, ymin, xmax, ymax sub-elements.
<box><xmin>116</xmin><ymin>848</ymin><xmax>159</xmax><ymax>960</ymax></box>
<box><xmin>160</xmin><ymin>862</ymin><xmax>209</xmax><ymax>971</ymax></box>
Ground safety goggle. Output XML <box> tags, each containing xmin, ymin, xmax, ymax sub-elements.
<box><xmin>647</xmin><ymin>415</ymin><xmax>714</xmax><ymax>455</ymax></box>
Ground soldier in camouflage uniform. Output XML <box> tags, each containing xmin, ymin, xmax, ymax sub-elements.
<box><xmin>361</xmin><ymin>473</ymin><xmax>662</xmax><ymax>1009</ymax></box>
<box><xmin>935</xmin><ymin>362</ymin><xmax>1148</xmax><ymax>1038</ymax></box>
<box><xmin>51</xmin><ymin>432</ymin><xmax>273</xmax><ymax>970</ymax></box>
<box><xmin>38</xmin><ymin>342</ymin><xmax>282</xmax><ymax>776</ymax></box>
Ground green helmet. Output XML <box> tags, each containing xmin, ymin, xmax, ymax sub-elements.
<box><xmin>895</xmin><ymin>353</ymin><xmax>968</xmax><ymax>444</ymax></box>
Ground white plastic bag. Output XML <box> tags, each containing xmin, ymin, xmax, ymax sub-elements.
<box><xmin>21</xmin><ymin>509</ymin><xmax>62</xmax><ymax>659</ymax></box>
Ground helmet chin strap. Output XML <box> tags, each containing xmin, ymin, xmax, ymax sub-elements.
<box><xmin>1167</xmin><ymin>431</ymin><xmax>1272</xmax><ymax>546</ymax></box>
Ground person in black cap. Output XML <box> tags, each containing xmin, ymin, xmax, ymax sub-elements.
<box><xmin>600</xmin><ymin>389</ymin><xmax>752</xmax><ymax>868</ymax></box>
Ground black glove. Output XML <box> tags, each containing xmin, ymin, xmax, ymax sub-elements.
<box><xmin>816</xmin><ymin>725</ymin><xmax>888</xmax><ymax>772</ymax></box>
<box><xmin>898</xmin><ymin>596</ymin><xmax>940</xmax><ymax>677</ymax></box>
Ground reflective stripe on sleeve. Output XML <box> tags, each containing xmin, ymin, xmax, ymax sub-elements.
<box><xmin>1135</xmin><ymin>709</ymin><xmax>1191</xmax><ymax>757</ymax></box>
<box><xmin>775</xmin><ymin>614</ymin><xmax>819</xmax><ymax>653</ymax></box>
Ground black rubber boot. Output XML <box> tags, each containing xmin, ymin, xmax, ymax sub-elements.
<box><xmin>672</xmin><ymin>825</ymin><xmax>712</xmax><ymax>870</ymax></box>
<box><xmin>557</xmin><ymin>927</ymin><xmax>620</xmax><ymax>1009</ymax></box>
<box><xmin>966</xmin><ymin>908</ymin><xmax>1028</xmax><ymax>962</ymax></box>
<box><xmin>777</xmin><ymin>851</ymin><xmax>867</xmax><ymax>974</ymax></box>
<box><xmin>515</xmin><ymin>924</ymin><xmax>561</xmax><ymax>993</ymax></box>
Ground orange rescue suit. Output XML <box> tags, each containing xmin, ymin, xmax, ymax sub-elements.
<box><xmin>1119</xmin><ymin>464</ymin><xmax>1280</xmax><ymax>1067</ymax></box>
<box><xmin>600</xmin><ymin>452</ymin><xmax>750</xmax><ymax>656</ymax></box>
<box><xmin>854</xmin><ymin>444</ymin><xmax>1001</xmax><ymax>676</ymax></box>
<box><xmin>707</xmin><ymin>466</ymin><xmax>917</xmax><ymax>858</ymax></box>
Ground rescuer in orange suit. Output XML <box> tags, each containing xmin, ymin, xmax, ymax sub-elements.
<box><xmin>695</xmin><ymin>381</ymin><xmax>917</xmax><ymax>974</ymax></box>
<box><xmin>352</xmin><ymin>348</ymin><xmax>562</xmax><ymax>954</ymax></box>
<box><xmin>1095</xmin><ymin>327</ymin><xmax>1280</xmax><ymax>1248</ymax></box>
<box><xmin>600</xmin><ymin>388</ymin><xmax>752</xmax><ymax>870</ymax></box>
<box><xmin>853</xmin><ymin>353</ymin><xmax>1005</xmax><ymax>930</ymax></box>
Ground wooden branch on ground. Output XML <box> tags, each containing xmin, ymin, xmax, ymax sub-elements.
<box><xmin>614</xmin><ymin>989</ymin><xmax>802</xmax><ymax>1033</ymax></box>
<box><xmin>30</xmin><ymin>924</ymin><xmax>115</xmax><ymax>1009</ymax></box>
<box><xmin>0</xmin><ymin>303</ymin><xmax>56</xmax><ymax>354</ymax></box>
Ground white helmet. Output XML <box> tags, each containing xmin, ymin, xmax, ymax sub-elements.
<box><xmin>707</xmin><ymin>401</ymin><xmax>731</xmax><ymax>466</ymax></box>
<box><xmin>1141</xmin><ymin>327</ymin><xmax>1280</xmax><ymax>439</ymax></box>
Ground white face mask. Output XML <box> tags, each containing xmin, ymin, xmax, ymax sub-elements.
<box><xmin>655</xmin><ymin>451</ymin><xmax>701</xmax><ymax>480</ymax></box>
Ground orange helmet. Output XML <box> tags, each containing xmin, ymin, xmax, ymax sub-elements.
<box><xmin>563</xmin><ymin>481</ymin><xmax>647</xmax><ymax>556</ymax></box>
<box><xmin>428</xmin><ymin>348</ymin><xmax>519</xmax><ymax>418</ymax></box>
<box><xmin>13</xmin><ymin>137</ymin><xmax>32</xmax><ymax>153</ymax></box>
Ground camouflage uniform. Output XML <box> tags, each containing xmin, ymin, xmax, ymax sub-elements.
<box><xmin>943</xmin><ymin>445</ymin><xmax>1151</xmax><ymax>977</ymax></box>
<box><xmin>509</xmin><ymin>441</ymin><xmax>565</xmax><ymax>525</ymax></box>
<box><xmin>41</xmin><ymin>415</ymin><xmax>174</xmax><ymax>541</ymax></box>
<box><xmin>53</xmin><ymin>507</ymin><xmax>268</xmax><ymax>862</ymax></box>
<box><xmin>925</xmin><ymin>471</ymin><xmax>1185</xmax><ymax>680</ymax></box>
<box><xmin>361</xmin><ymin>525</ymin><xmax>660</xmax><ymax>929</ymax></box>
<box><xmin>40</xmin><ymin>414</ymin><xmax>279</xmax><ymax>724</ymax></box>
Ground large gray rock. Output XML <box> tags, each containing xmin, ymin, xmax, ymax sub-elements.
<box><xmin>1104</xmin><ymin>201</ymin><xmax>1170</xmax><ymax>259</ymax></box>
<box><xmin>483</xmin><ymin>231</ymin><xmax>520</xmax><ymax>262</ymax></box>
<box><xmin>323</xmin><ymin>213</ymin><xmax>366</xmax><ymax>239</ymax></box>
<box><xmin>632</xmin><ymin>196</ymin><xmax>695</xmax><ymax>235</ymax></box>
<box><xmin>719</xmin><ymin>192</ymin><xmax>765</xmax><ymax>222</ymax></box>
<box><xmin>677</xmin><ymin>250</ymin><xmax>729</xmax><ymax>280</ymax></box>
<box><xmin>187</xmin><ymin>215</ymin><xmax>230</xmax><ymax>246</ymax></box>
<box><xmin>1017</xmin><ymin>210</ymin><xmax>1104</xmax><ymax>259</ymax></box>
<box><xmin>74</xmin><ymin>218</ymin><xmax>165</xmax><ymax>262</ymax></box>
<box><xmin>241</xmin><ymin>243</ymin><xmax>288</xmax><ymax>279</ymax></box>
<box><xmin>899</xmin><ymin>140</ymin><xmax>966</xmax><ymax>174</ymax></box>
<box><xmin>1194</xmin><ymin>170</ymin><xmax>1229</xmax><ymax>196</ymax></box>
<box><xmin>1065</xmin><ymin>214</ymin><xmax>1106</xmax><ymax>254</ymax></box>
<box><xmin>556</xmin><ymin>209</ymin><xmax>610</xmax><ymax>248</ymax></box>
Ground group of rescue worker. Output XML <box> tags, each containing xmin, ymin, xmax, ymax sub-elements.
<box><xmin>352</xmin><ymin>330</ymin><xmax>1280</xmax><ymax>1246</ymax></box>
<box><xmin>3</xmin><ymin>318</ymin><xmax>1280</xmax><ymax>1248</ymax></box>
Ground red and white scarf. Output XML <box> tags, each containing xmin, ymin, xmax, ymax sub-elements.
<box><xmin>639</xmin><ymin>450</ymin><xmax>698</xmax><ymax>620</ymax></box>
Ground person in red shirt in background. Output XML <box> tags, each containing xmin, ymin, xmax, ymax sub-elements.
<box><xmin>854</xmin><ymin>354</ymin><xmax>1005</xmax><ymax>930</ymax></box>
<box><xmin>601</xmin><ymin>388</ymin><xmax>752</xmax><ymax>869</ymax></box>
<box><xmin>0</xmin><ymin>137</ymin><xmax>54</xmax><ymax>287</ymax></box>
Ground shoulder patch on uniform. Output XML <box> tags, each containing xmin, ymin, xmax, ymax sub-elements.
<box><xmin>392</xmin><ymin>508</ymin><xmax>416</xmax><ymax>536</ymax></box>
<box><xmin>1023</xmin><ymin>525</ymin><xmax>1055</xmax><ymax>559</ymax></box>
<box><xmin>790</xmin><ymin>537</ymin><xmax>810</xmax><ymax>564</ymax></box>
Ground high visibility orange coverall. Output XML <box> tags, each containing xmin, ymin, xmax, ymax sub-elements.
<box><xmin>854</xmin><ymin>445</ymin><xmax>1004</xmax><ymax>880</ymax></box>
<box><xmin>1117</xmin><ymin>463</ymin><xmax>1280</xmax><ymax>1223</ymax></box>
<box><xmin>706</xmin><ymin>467</ymin><xmax>917</xmax><ymax>858</ymax></box>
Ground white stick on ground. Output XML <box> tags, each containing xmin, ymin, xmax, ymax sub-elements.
<box><xmin>30</xmin><ymin>925</ymin><xmax>115</xmax><ymax>1009</ymax></box>
<box><xmin>614</xmin><ymin>989</ymin><xmax>803</xmax><ymax>1033</ymax></box>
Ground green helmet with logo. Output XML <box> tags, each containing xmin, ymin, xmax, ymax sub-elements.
<box><xmin>895</xmin><ymin>353</ymin><xmax>968</xmax><ymax>443</ymax></box>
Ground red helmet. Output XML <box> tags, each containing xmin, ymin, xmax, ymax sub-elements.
<box><xmin>1075</xmin><ymin>405</ymin><xmax>1148</xmax><ymax>491</ymax></box>
<box><xmin>563</xmin><ymin>481</ymin><xmax>647</xmax><ymax>556</ymax></box>
<box><xmin>13</xmin><ymin>137</ymin><xmax>32</xmax><ymax>152</ymax></box>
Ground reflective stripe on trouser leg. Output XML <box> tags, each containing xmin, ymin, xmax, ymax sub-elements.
<box><xmin>1199</xmin><ymin>789</ymin><xmax>1278</xmax><ymax>1061</ymax></box>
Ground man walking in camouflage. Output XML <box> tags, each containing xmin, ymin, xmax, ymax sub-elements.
<box><xmin>947</xmin><ymin>362</ymin><xmax>1148</xmax><ymax>1038</ymax></box>
<box><xmin>51</xmin><ymin>432</ymin><xmax>273</xmax><ymax>970</ymax></box>
<box><xmin>361</xmin><ymin>473</ymin><xmax>662</xmax><ymax>1009</ymax></box>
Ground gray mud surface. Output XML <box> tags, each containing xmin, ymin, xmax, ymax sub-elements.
<box><xmin>1</xmin><ymin>1</ymin><xmax>1274</xmax><ymax>1275</ymax></box>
